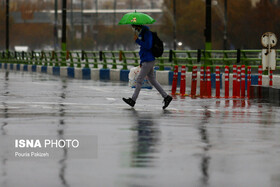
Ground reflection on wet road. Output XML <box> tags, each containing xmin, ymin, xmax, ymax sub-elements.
<box><xmin>198</xmin><ymin>105</ymin><xmax>211</xmax><ymax>186</ymax></box>
<box><xmin>0</xmin><ymin>70</ymin><xmax>280</xmax><ymax>187</ymax></box>
<box><xmin>57</xmin><ymin>79</ymin><xmax>69</xmax><ymax>187</ymax></box>
<box><xmin>129</xmin><ymin>109</ymin><xmax>160</xmax><ymax>168</ymax></box>
<box><xmin>1</xmin><ymin>72</ymin><xmax>9</xmax><ymax>187</ymax></box>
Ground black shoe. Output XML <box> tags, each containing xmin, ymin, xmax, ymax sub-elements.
<box><xmin>122</xmin><ymin>98</ymin><xmax>135</xmax><ymax>107</ymax></box>
<box><xmin>163</xmin><ymin>95</ymin><xmax>172</xmax><ymax>109</ymax></box>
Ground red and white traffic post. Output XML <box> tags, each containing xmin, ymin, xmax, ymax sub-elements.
<box><xmin>232</xmin><ymin>65</ymin><xmax>237</xmax><ymax>97</ymax></box>
<box><xmin>206</xmin><ymin>66</ymin><xmax>211</xmax><ymax>98</ymax></box>
<box><xmin>224</xmin><ymin>66</ymin><xmax>229</xmax><ymax>98</ymax></box>
<box><xmin>200</xmin><ymin>67</ymin><xmax>205</xmax><ymax>98</ymax></box>
<box><xmin>241</xmin><ymin>65</ymin><xmax>246</xmax><ymax>98</ymax></box>
<box><xmin>171</xmin><ymin>65</ymin><xmax>179</xmax><ymax>95</ymax></box>
<box><xmin>269</xmin><ymin>70</ymin><xmax>273</xmax><ymax>87</ymax></box>
<box><xmin>258</xmin><ymin>65</ymin><xmax>262</xmax><ymax>86</ymax></box>
<box><xmin>247</xmin><ymin>66</ymin><xmax>251</xmax><ymax>97</ymax></box>
<box><xmin>237</xmin><ymin>66</ymin><xmax>241</xmax><ymax>97</ymax></box>
<box><xmin>215</xmin><ymin>66</ymin><xmax>220</xmax><ymax>98</ymax></box>
<box><xmin>190</xmin><ymin>66</ymin><xmax>198</xmax><ymax>97</ymax></box>
<box><xmin>180</xmin><ymin>65</ymin><xmax>186</xmax><ymax>96</ymax></box>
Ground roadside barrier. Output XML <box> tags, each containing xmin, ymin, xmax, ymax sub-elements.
<box><xmin>1</xmin><ymin>49</ymin><xmax>280</xmax><ymax>94</ymax></box>
<box><xmin>2</xmin><ymin>49</ymin><xmax>280</xmax><ymax>72</ymax></box>
<box><xmin>169</xmin><ymin>65</ymin><xmax>278</xmax><ymax>99</ymax></box>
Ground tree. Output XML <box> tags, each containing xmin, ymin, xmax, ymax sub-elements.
<box><xmin>226</xmin><ymin>0</ymin><xmax>254</xmax><ymax>49</ymax></box>
<box><xmin>161</xmin><ymin>0</ymin><xmax>280</xmax><ymax>49</ymax></box>
<box><xmin>0</xmin><ymin>2</ymin><xmax>53</xmax><ymax>50</ymax></box>
<box><xmin>0</xmin><ymin>7</ymin><xmax>6</xmax><ymax>50</ymax></box>
<box><xmin>177</xmin><ymin>0</ymin><xmax>205</xmax><ymax>49</ymax></box>
<box><xmin>0</xmin><ymin>5</ymin><xmax>14</xmax><ymax>50</ymax></box>
<box><xmin>11</xmin><ymin>23</ymin><xmax>53</xmax><ymax>50</ymax></box>
<box><xmin>161</xmin><ymin>0</ymin><xmax>206</xmax><ymax>49</ymax></box>
<box><xmin>250</xmin><ymin>0</ymin><xmax>280</xmax><ymax>48</ymax></box>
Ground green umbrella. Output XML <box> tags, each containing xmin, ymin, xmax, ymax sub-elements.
<box><xmin>118</xmin><ymin>11</ymin><xmax>156</xmax><ymax>25</ymax></box>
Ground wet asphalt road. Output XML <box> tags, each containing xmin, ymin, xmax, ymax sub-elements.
<box><xmin>0</xmin><ymin>70</ymin><xmax>280</xmax><ymax>187</ymax></box>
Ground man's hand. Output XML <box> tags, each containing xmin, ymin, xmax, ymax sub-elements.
<box><xmin>134</xmin><ymin>34</ymin><xmax>138</xmax><ymax>41</ymax></box>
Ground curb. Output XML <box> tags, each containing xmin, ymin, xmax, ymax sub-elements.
<box><xmin>0</xmin><ymin>63</ymin><xmax>132</xmax><ymax>82</ymax></box>
<box><xmin>250</xmin><ymin>85</ymin><xmax>280</xmax><ymax>105</ymax></box>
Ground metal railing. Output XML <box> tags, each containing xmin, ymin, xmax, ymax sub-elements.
<box><xmin>1</xmin><ymin>49</ymin><xmax>280</xmax><ymax>72</ymax></box>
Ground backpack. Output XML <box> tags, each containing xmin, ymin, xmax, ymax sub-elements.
<box><xmin>151</xmin><ymin>32</ymin><xmax>164</xmax><ymax>58</ymax></box>
<box><xmin>141</xmin><ymin>29</ymin><xmax>164</xmax><ymax>58</ymax></box>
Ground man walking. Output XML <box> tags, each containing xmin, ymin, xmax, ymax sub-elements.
<box><xmin>122</xmin><ymin>25</ymin><xmax>172</xmax><ymax>109</ymax></box>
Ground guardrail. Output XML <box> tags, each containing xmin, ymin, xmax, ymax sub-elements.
<box><xmin>1</xmin><ymin>49</ymin><xmax>280</xmax><ymax>73</ymax></box>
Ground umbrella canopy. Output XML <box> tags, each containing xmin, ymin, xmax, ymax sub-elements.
<box><xmin>118</xmin><ymin>11</ymin><xmax>156</xmax><ymax>25</ymax></box>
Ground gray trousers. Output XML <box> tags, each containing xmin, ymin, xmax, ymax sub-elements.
<box><xmin>132</xmin><ymin>61</ymin><xmax>168</xmax><ymax>101</ymax></box>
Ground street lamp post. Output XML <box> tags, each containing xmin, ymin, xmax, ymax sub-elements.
<box><xmin>70</xmin><ymin>0</ymin><xmax>73</xmax><ymax>39</ymax></box>
<box><xmin>173</xmin><ymin>0</ymin><xmax>176</xmax><ymax>50</ymax></box>
<box><xmin>205</xmin><ymin>0</ymin><xmax>212</xmax><ymax>50</ymax></box>
<box><xmin>61</xmin><ymin>0</ymin><xmax>67</xmax><ymax>66</ymax></box>
<box><xmin>62</xmin><ymin>0</ymin><xmax>67</xmax><ymax>51</ymax></box>
<box><xmin>114</xmin><ymin>0</ymin><xmax>117</xmax><ymax>26</ymax></box>
<box><xmin>54</xmin><ymin>0</ymin><xmax>58</xmax><ymax>50</ymax></box>
<box><xmin>94</xmin><ymin>0</ymin><xmax>98</xmax><ymax>50</ymax></box>
<box><xmin>204</xmin><ymin>0</ymin><xmax>212</xmax><ymax>69</ymax></box>
<box><xmin>6</xmin><ymin>0</ymin><xmax>9</xmax><ymax>51</ymax></box>
<box><xmin>130</xmin><ymin>0</ymin><xmax>133</xmax><ymax>9</ymax></box>
<box><xmin>81</xmin><ymin>0</ymin><xmax>84</xmax><ymax>45</ymax></box>
<box><xmin>223</xmin><ymin>0</ymin><xmax>228</xmax><ymax>50</ymax></box>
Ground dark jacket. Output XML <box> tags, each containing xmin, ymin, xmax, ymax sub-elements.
<box><xmin>135</xmin><ymin>26</ymin><xmax>155</xmax><ymax>65</ymax></box>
